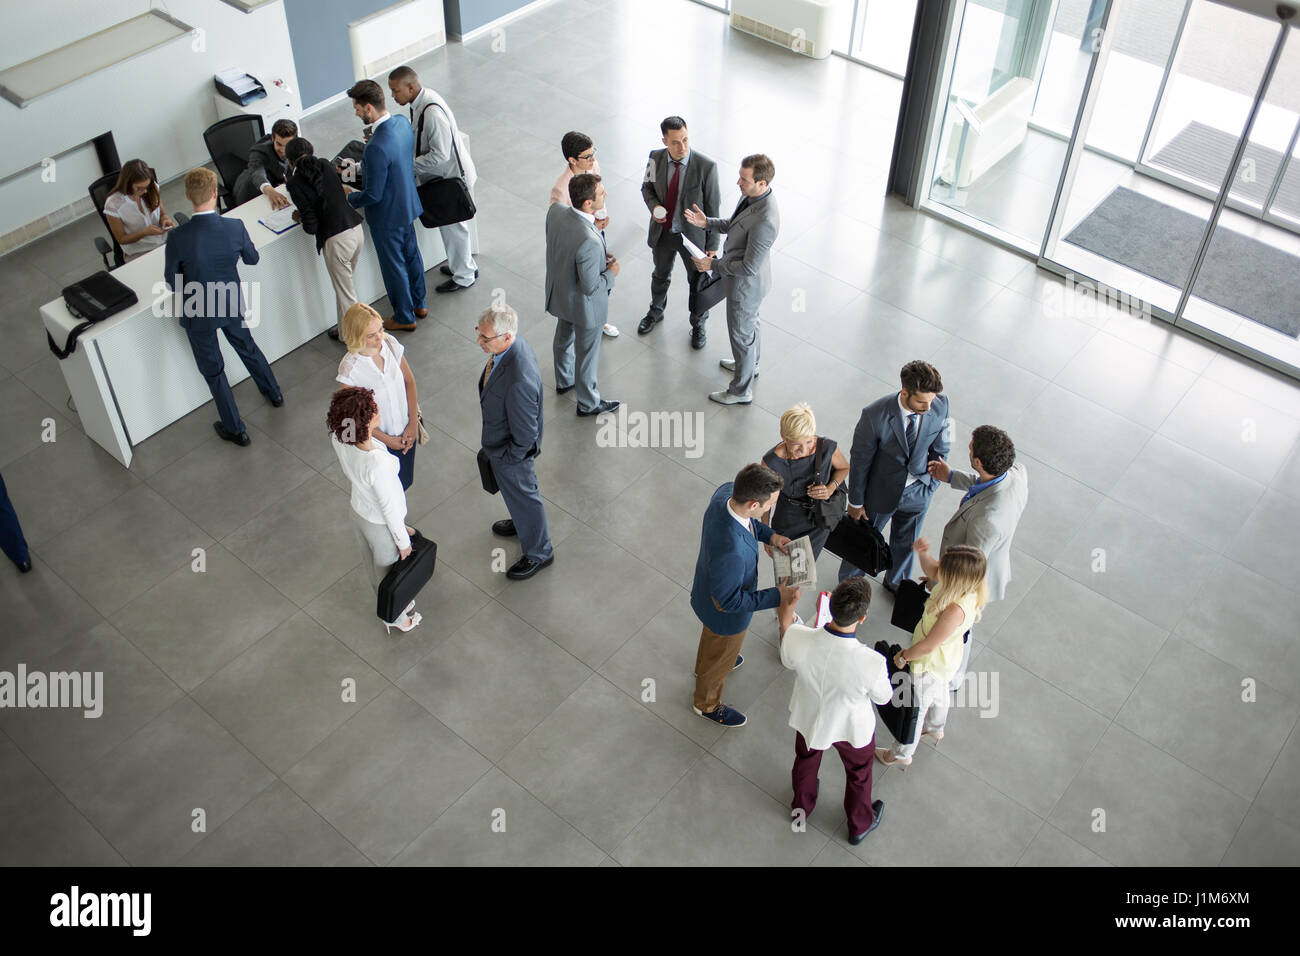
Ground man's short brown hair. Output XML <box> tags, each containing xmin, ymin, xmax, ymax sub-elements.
<box><xmin>742</xmin><ymin>153</ymin><xmax>775</xmax><ymax>185</ymax></box>
<box><xmin>271</xmin><ymin>119</ymin><xmax>298</xmax><ymax>140</ymax></box>
<box><xmin>971</xmin><ymin>425</ymin><xmax>1016</xmax><ymax>476</ymax></box>
<box><xmin>569</xmin><ymin>172</ymin><xmax>601</xmax><ymax>209</ymax></box>
<box><xmin>830</xmin><ymin>576</ymin><xmax>872</xmax><ymax>627</ymax></box>
<box><xmin>732</xmin><ymin>462</ymin><xmax>783</xmax><ymax>506</ymax></box>
<box><xmin>900</xmin><ymin>360</ymin><xmax>943</xmax><ymax>395</ymax></box>
<box><xmin>347</xmin><ymin>79</ymin><xmax>386</xmax><ymax>111</ymax></box>
<box><xmin>184</xmin><ymin>167</ymin><xmax>218</xmax><ymax>205</ymax></box>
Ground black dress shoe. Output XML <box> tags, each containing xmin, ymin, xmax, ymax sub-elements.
<box><xmin>492</xmin><ymin>519</ymin><xmax>518</xmax><ymax>537</ymax></box>
<box><xmin>849</xmin><ymin>800</ymin><xmax>885</xmax><ymax>845</ymax></box>
<box><xmin>690</xmin><ymin>326</ymin><xmax>706</xmax><ymax>350</ymax></box>
<box><xmin>263</xmin><ymin>391</ymin><xmax>284</xmax><ymax>408</ymax></box>
<box><xmin>441</xmin><ymin>265</ymin><xmax>480</xmax><ymax>279</ymax></box>
<box><xmin>436</xmin><ymin>278</ymin><xmax>472</xmax><ymax>293</ymax></box>
<box><xmin>326</xmin><ymin>328</ymin><xmax>340</xmax><ymax>341</ymax></box>
<box><xmin>637</xmin><ymin>312</ymin><xmax>663</xmax><ymax>335</ymax></box>
<box><xmin>577</xmin><ymin>399</ymin><xmax>619</xmax><ymax>417</ymax></box>
<box><xmin>555</xmin><ymin>384</ymin><xmax>575</xmax><ymax>395</ymax></box>
<box><xmin>16</xmin><ymin>559</ymin><xmax>32</xmax><ymax>573</ymax></box>
<box><xmin>506</xmin><ymin>554</ymin><xmax>553</xmax><ymax>580</ymax></box>
<box><xmin>213</xmin><ymin>422</ymin><xmax>251</xmax><ymax>446</ymax></box>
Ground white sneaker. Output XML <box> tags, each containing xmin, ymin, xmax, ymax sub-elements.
<box><xmin>709</xmin><ymin>389</ymin><xmax>752</xmax><ymax>405</ymax></box>
<box><xmin>603</xmin><ymin>324</ymin><xmax>619</xmax><ymax>338</ymax></box>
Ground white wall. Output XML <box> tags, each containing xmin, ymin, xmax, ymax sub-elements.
<box><xmin>0</xmin><ymin>0</ymin><xmax>302</xmax><ymax>237</ymax></box>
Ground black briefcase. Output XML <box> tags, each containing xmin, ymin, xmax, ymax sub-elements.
<box><xmin>376</xmin><ymin>530</ymin><xmax>437</xmax><ymax>623</ymax></box>
<box><xmin>873</xmin><ymin>640</ymin><xmax>920</xmax><ymax>745</ymax></box>
<box><xmin>49</xmin><ymin>271</ymin><xmax>138</xmax><ymax>359</ymax></box>
<box><xmin>824</xmin><ymin>514</ymin><xmax>892</xmax><ymax>575</ymax></box>
<box><xmin>415</xmin><ymin>103</ymin><xmax>476</xmax><ymax>227</ymax></box>
<box><xmin>333</xmin><ymin>139</ymin><xmax>365</xmax><ymax>188</ymax></box>
<box><xmin>477</xmin><ymin>448</ymin><xmax>499</xmax><ymax>494</ymax></box>
<box><xmin>890</xmin><ymin>579</ymin><xmax>929</xmax><ymax>634</ymax></box>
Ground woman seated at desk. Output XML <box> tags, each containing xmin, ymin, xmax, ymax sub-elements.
<box><xmin>103</xmin><ymin>159</ymin><xmax>174</xmax><ymax>261</ymax></box>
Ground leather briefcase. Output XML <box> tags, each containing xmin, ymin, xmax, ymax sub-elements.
<box><xmin>873</xmin><ymin>640</ymin><xmax>920</xmax><ymax>746</ymax></box>
<box><xmin>49</xmin><ymin>271</ymin><xmax>138</xmax><ymax>359</ymax></box>
<box><xmin>824</xmin><ymin>514</ymin><xmax>892</xmax><ymax>575</ymax></box>
<box><xmin>376</xmin><ymin>530</ymin><xmax>437</xmax><ymax>624</ymax></box>
<box><xmin>890</xmin><ymin>579</ymin><xmax>929</xmax><ymax>634</ymax></box>
<box><xmin>477</xmin><ymin>448</ymin><xmax>499</xmax><ymax>494</ymax></box>
<box><xmin>415</xmin><ymin>104</ymin><xmax>476</xmax><ymax>228</ymax></box>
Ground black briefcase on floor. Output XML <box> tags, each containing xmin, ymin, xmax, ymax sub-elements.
<box><xmin>890</xmin><ymin>579</ymin><xmax>929</xmax><ymax>634</ymax></box>
<box><xmin>823</xmin><ymin>514</ymin><xmax>892</xmax><ymax>575</ymax></box>
<box><xmin>376</xmin><ymin>530</ymin><xmax>437</xmax><ymax>623</ymax></box>
<box><xmin>873</xmin><ymin>640</ymin><xmax>920</xmax><ymax>745</ymax></box>
<box><xmin>477</xmin><ymin>448</ymin><xmax>499</xmax><ymax>494</ymax></box>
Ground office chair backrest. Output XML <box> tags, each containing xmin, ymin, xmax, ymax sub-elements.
<box><xmin>88</xmin><ymin>165</ymin><xmax>163</xmax><ymax>270</ymax></box>
<box><xmin>203</xmin><ymin>115</ymin><xmax>265</xmax><ymax>211</ymax></box>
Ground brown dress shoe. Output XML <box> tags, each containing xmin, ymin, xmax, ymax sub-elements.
<box><xmin>414</xmin><ymin>307</ymin><xmax>429</xmax><ymax>318</ymax></box>
<box><xmin>383</xmin><ymin>317</ymin><xmax>418</xmax><ymax>332</ymax></box>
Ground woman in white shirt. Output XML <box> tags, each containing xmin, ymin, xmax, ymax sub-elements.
<box><xmin>103</xmin><ymin>159</ymin><xmax>174</xmax><ymax>261</ymax></box>
<box><xmin>328</xmin><ymin>385</ymin><xmax>421</xmax><ymax>633</ymax></box>
<box><xmin>336</xmin><ymin>302</ymin><xmax>420</xmax><ymax>489</ymax></box>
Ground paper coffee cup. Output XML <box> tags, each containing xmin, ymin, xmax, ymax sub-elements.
<box><xmin>653</xmin><ymin>205</ymin><xmax>667</xmax><ymax>222</ymax></box>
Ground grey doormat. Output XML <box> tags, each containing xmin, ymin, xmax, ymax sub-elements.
<box><xmin>1064</xmin><ymin>186</ymin><xmax>1300</xmax><ymax>337</ymax></box>
<box><xmin>1148</xmin><ymin>121</ymin><xmax>1296</xmax><ymax>210</ymax></box>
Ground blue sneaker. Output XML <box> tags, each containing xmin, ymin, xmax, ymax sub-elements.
<box><xmin>693</xmin><ymin>704</ymin><xmax>747</xmax><ymax>727</ymax></box>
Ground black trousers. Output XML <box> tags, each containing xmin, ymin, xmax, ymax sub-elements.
<box><xmin>648</xmin><ymin>230</ymin><xmax>710</xmax><ymax>326</ymax></box>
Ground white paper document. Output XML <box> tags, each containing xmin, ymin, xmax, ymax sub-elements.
<box><xmin>258</xmin><ymin>204</ymin><xmax>298</xmax><ymax>234</ymax></box>
<box><xmin>681</xmin><ymin>235</ymin><xmax>706</xmax><ymax>259</ymax></box>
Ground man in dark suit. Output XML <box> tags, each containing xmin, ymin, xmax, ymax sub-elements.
<box><xmin>690</xmin><ymin>462</ymin><xmax>796</xmax><ymax>727</ymax></box>
<box><xmin>544</xmin><ymin>173</ymin><xmax>619</xmax><ymax>418</ymax></box>
<box><xmin>344</xmin><ymin>79</ymin><xmax>426</xmax><ymax>333</ymax></box>
<box><xmin>0</xmin><ymin>470</ymin><xmax>32</xmax><ymax>573</ymax></box>
<box><xmin>841</xmin><ymin>361</ymin><xmax>951</xmax><ymax>591</ymax></box>
<box><xmin>163</xmin><ymin>168</ymin><xmax>283</xmax><ymax>448</ymax></box>
<box><xmin>638</xmin><ymin>116</ymin><xmax>720</xmax><ymax>349</ymax></box>
<box><xmin>477</xmin><ymin>304</ymin><xmax>554</xmax><ymax>581</ymax></box>
<box><xmin>232</xmin><ymin>118</ymin><xmax>297</xmax><ymax>209</ymax></box>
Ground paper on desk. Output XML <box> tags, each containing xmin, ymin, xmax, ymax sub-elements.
<box><xmin>216</xmin><ymin>68</ymin><xmax>260</xmax><ymax>96</ymax></box>
<box><xmin>258</xmin><ymin>204</ymin><xmax>298</xmax><ymax>234</ymax></box>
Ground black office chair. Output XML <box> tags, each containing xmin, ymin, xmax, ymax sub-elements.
<box><xmin>203</xmin><ymin>115</ymin><xmax>264</xmax><ymax>212</ymax></box>
<box><xmin>89</xmin><ymin>166</ymin><xmax>188</xmax><ymax>270</ymax></box>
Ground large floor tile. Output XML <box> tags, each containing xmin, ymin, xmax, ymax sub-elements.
<box><xmin>1015</xmin><ymin>824</ymin><xmax>1110</xmax><ymax>867</ymax></box>
<box><xmin>1219</xmin><ymin>806</ymin><xmax>1300</xmax><ymax>866</ymax></box>
<box><xmin>1158</xmin><ymin>378</ymin><xmax>1300</xmax><ymax>485</ymax></box>
<box><xmin>1004</xmin><ymin>454</ymin><xmax>1103</xmax><ymax>567</ymax></box>
<box><xmin>1254</xmin><ymin>722</ymin><xmax>1300</xmax><ymax>825</ymax></box>
<box><xmin>1011</xmin><ymin>385</ymin><xmax>1152</xmax><ymax>495</ymax></box>
<box><xmin>1227</xmin><ymin>490</ymin><xmax>1300</xmax><ymax>591</ymax></box>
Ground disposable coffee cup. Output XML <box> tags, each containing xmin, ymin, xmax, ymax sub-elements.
<box><xmin>653</xmin><ymin>204</ymin><xmax>667</xmax><ymax>222</ymax></box>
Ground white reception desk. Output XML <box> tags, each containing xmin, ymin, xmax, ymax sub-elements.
<box><xmin>40</xmin><ymin>190</ymin><xmax>475</xmax><ymax>468</ymax></box>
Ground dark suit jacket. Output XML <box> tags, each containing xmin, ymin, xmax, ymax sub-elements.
<box><xmin>690</xmin><ymin>483</ymin><xmax>779</xmax><ymax>635</ymax></box>
<box><xmin>162</xmin><ymin>213</ymin><xmax>258</xmax><ymax>332</ymax></box>
<box><xmin>846</xmin><ymin>392</ymin><xmax>952</xmax><ymax>515</ymax></box>
<box><xmin>641</xmin><ymin>148</ymin><xmax>720</xmax><ymax>251</ymax></box>
<box><xmin>233</xmin><ymin>135</ymin><xmax>289</xmax><ymax>205</ymax></box>
<box><xmin>286</xmin><ymin>157</ymin><xmax>363</xmax><ymax>253</ymax></box>
<box><xmin>347</xmin><ymin>114</ymin><xmax>423</xmax><ymax>233</ymax></box>
<box><xmin>479</xmin><ymin>336</ymin><xmax>544</xmax><ymax>464</ymax></box>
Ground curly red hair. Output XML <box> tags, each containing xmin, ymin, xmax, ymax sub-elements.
<box><xmin>327</xmin><ymin>386</ymin><xmax>378</xmax><ymax>444</ymax></box>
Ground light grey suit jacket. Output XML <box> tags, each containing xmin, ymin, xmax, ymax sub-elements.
<box><xmin>705</xmin><ymin>190</ymin><xmax>779</xmax><ymax>314</ymax></box>
<box><xmin>544</xmin><ymin>203</ymin><xmax>614</xmax><ymax>330</ymax></box>
<box><xmin>409</xmin><ymin>87</ymin><xmax>477</xmax><ymax>188</ymax></box>
<box><xmin>940</xmin><ymin>462</ymin><xmax>1029</xmax><ymax>603</ymax></box>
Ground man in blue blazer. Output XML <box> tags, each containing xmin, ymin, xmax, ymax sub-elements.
<box><xmin>345</xmin><ymin>79</ymin><xmax>426</xmax><ymax>332</ymax></box>
<box><xmin>477</xmin><ymin>304</ymin><xmax>554</xmax><ymax>581</ymax></box>
<box><xmin>841</xmin><ymin>361</ymin><xmax>951</xmax><ymax>590</ymax></box>
<box><xmin>690</xmin><ymin>463</ymin><xmax>797</xmax><ymax>727</ymax></box>
<box><xmin>163</xmin><ymin>168</ymin><xmax>282</xmax><ymax>448</ymax></box>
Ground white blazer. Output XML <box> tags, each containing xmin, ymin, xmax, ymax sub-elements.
<box><xmin>780</xmin><ymin>622</ymin><xmax>894</xmax><ymax>750</ymax></box>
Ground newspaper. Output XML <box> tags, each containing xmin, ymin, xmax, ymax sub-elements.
<box><xmin>771</xmin><ymin>534</ymin><xmax>817</xmax><ymax>589</ymax></box>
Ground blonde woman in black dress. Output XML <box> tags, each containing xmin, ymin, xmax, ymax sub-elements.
<box><xmin>760</xmin><ymin>403</ymin><xmax>850</xmax><ymax>559</ymax></box>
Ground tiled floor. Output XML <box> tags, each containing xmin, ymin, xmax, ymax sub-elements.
<box><xmin>2</xmin><ymin>0</ymin><xmax>1299</xmax><ymax>866</ymax></box>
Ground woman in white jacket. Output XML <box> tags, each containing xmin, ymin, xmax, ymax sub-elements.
<box><xmin>327</xmin><ymin>385</ymin><xmax>421</xmax><ymax>633</ymax></box>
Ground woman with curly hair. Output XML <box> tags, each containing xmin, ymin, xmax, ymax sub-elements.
<box><xmin>327</xmin><ymin>385</ymin><xmax>421</xmax><ymax>633</ymax></box>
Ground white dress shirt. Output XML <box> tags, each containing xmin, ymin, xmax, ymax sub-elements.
<box><xmin>780</xmin><ymin>622</ymin><xmax>894</xmax><ymax>749</ymax></box>
<box><xmin>103</xmin><ymin>191</ymin><xmax>164</xmax><ymax>259</ymax></box>
<box><xmin>336</xmin><ymin>334</ymin><xmax>410</xmax><ymax>436</ymax></box>
<box><xmin>331</xmin><ymin>436</ymin><xmax>410</xmax><ymax>550</ymax></box>
<box><xmin>726</xmin><ymin>499</ymin><xmax>753</xmax><ymax>533</ymax></box>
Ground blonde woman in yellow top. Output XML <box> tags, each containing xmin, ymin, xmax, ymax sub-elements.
<box><xmin>876</xmin><ymin>544</ymin><xmax>987</xmax><ymax>768</ymax></box>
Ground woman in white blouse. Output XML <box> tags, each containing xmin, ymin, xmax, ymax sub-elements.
<box><xmin>328</xmin><ymin>385</ymin><xmax>421</xmax><ymax>633</ymax></box>
<box><xmin>336</xmin><ymin>302</ymin><xmax>420</xmax><ymax>489</ymax></box>
<box><xmin>103</xmin><ymin>159</ymin><xmax>175</xmax><ymax>261</ymax></box>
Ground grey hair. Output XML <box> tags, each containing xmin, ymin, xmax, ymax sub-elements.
<box><xmin>479</xmin><ymin>304</ymin><xmax>518</xmax><ymax>337</ymax></box>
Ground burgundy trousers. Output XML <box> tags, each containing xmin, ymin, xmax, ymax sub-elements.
<box><xmin>791</xmin><ymin>731</ymin><xmax>877</xmax><ymax>836</ymax></box>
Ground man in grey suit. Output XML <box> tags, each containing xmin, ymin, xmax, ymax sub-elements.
<box><xmin>544</xmin><ymin>173</ymin><xmax>620</xmax><ymax>417</ymax></box>
<box><xmin>685</xmin><ymin>154</ymin><xmax>779</xmax><ymax>405</ymax></box>
<box><xmin>917</xmin><ymin>424</ymin><xmax>1029</xmax><ymax>689</ymax></box>
<box><xmin>638</xmin><ymin>116</ymin><xmax>721</xmax><ymax>350</ymax></box>
<box><xmin>841</xmin><ymin>361</ymin><xmax>951</xmax><ymax>592</ymax></box>
<box><xmin>477</xmin><ymin>304</ymin><xmax>554</xmax><ymax>581</ymax></box>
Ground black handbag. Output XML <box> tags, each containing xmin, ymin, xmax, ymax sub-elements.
<box><xmin>49</xmin><ymin>271</ymin><xmax>138</xmax><ymax>359</ymax></box>
<box><xmin>415</xmin><ymin>103</ymin><xmax>476</xmax><ymax>228</ymax></box>
<box><xmin>477</xmin><ymin>448</ymin><xmax>499</xmax><ymax>494</ymax></box>
<box><xmin>890</xmin><ymin>579</ymin><xmax>929</xmax><ymax>634</ymax></box>
<box><xmin>810</xmin><ymin>439</ymin><xmax>847</xmax><ymax>529</ymax></box>
<box><xmin>376</xmin><ymin>530</ymin><xmax>437</xmax><ymax>623</ymax></box>
<box><xmin>873</xmin><ymin>640</ymin><xmax>920</xmax><ymax>745</ymax></box>
<box><xmin>824</xmin><ymin>514</ymin><xmax>892</xmax><ymax>575</ymax></box>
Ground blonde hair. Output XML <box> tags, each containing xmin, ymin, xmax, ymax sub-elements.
<box><xmin>779</xmin><ymin>403</ymin><xmax>816</xmax><ymax>442</ymax></box>
<box><xmin>341</xmin><ymin>302</ymin><xmax>382</xmax><ymax>352</ymax></box>
<box><xmin>184</xmin><ymin>168</ymin><xmax>218</xmax><ymax>205</ymax></box>
<box><xmin>925</xmin><ymin>545</ymin><xmax>988</xmax><ymax>629</ymax></box>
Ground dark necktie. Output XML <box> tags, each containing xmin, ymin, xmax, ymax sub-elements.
<box><xmin>905</xmin><ymin>413</ymin><xmax>919</xmax><ymax>454</ymax></box>
<box><xmin>664</xmin><ymin>160</ymin><xmax>682</xmax><ymax>230</ymax></box>
<box><xmin>481</xmin><ymin>354</ymin><xmax>494</xmax><ymax>391</ymax></box>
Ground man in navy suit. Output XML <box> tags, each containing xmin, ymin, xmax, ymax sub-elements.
<box><xmin>690</xmin><ymin>463</ymin><xmax>797</xmax><ymax>727</ymax></box>
<box><xmin>477</xmin><ymin>304</ymin><xmax>554</xmax><ymax>581</ymax></box>
<box><xmin>163</xmin><ymin>168</ymin><xmax>282</xmax><ymax>448</ymax></box>
<box><xmin>345</xmin><ymin>79</ymin><xmax>426</xmax><ymax>333</ymax></box>
<box><xmin>841</xmin><ymin>361</ymin><xmax>951</xmax><ymax>590</ymax></box>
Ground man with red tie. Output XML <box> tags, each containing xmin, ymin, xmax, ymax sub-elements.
<box><xmin>638</xmin><ymin>116</ymin><xmax>721</xmax><ymax>350</ymax></box>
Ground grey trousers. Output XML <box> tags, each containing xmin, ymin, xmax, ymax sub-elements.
<box><xmin>553</xmin><ymin>317</ymin><xmax>603</xmax><ymax>412</ymax></box>
<box><xmin>726</xmin><ymin>299</ymin><xmax>761</xmax><ymax>396</ymax></box>
<box><xmin>648</xmin><ymin>231</ymin><xmax>709</xmax><ymax>326</ymax></box>
<box><xmin>323</xmin><ymin>224</ymin><xmax>365</xmax><ymax>326</ymax></box>
<box><xmin>492</xmin><ymin>452</ymin><xmax>554</xmax><ymax>563</ymax></box>
<box><xmin>351</xmin><ymin>510</ymin><xmax>402</xmax><ymax>622</ymax></box>
<box><xmin>439</xmin><ymin>218</ymin><xmax>477</xmax><ymax>286</ymax></box>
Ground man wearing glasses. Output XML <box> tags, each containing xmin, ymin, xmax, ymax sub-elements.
<box><xmin>476</xmin><ymin>304</ymin><xmax>554</xmax><ymax>581</ymax></box>
<box><xmin>550</xmin><ymin>132</ymin><xmax>617</xmax><ymax>338</ymax></box>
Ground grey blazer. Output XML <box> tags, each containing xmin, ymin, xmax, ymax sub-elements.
<box><xmin>641</xmin><ymin>148</ymin><xmax>720</xmax><ymax>250</ymax></box>
<box><xmin>846</xmin><ymin>391</ymin><xmax>952</xmax><ymax>515</ymax></box>
<box><xmin>940</xmin><ymin>462</ymin><xmax>1029</xmax><ymax>603</ymax></box>
<box><xmin>544</xmin><ymin>202</ymin><xmax>614</xmax><ymax>330</ymax></box>
<box><xmin>705</xmin><ymin>190</ymin><xmax>779</xmax><ymax>314</ymax></box>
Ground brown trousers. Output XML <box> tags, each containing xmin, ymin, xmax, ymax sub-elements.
<box><xmin>693</xmin><ymin>624</ymin><xmax>747</xmax><ymax>713</ymax></box>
